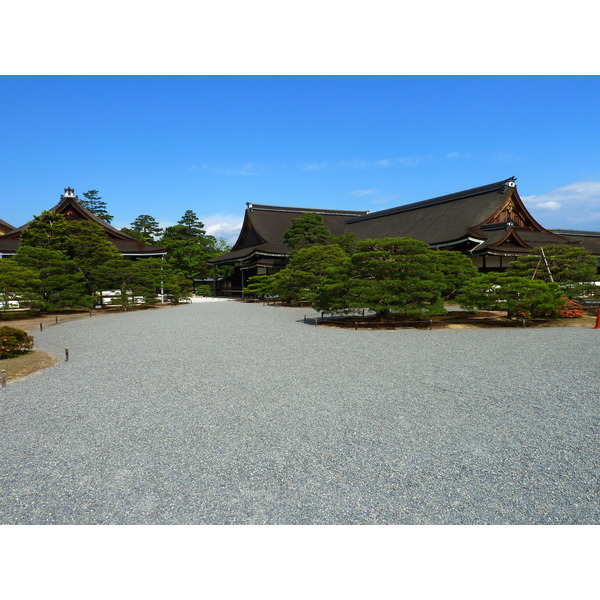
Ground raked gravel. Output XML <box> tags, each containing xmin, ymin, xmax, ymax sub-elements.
<box><xmin>1</xmin><ymin>301</ymin><xmax>598</xmax><ymax>524</ymax></box>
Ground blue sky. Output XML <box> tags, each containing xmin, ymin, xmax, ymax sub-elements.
<box><xmin>1</xmin><ymin>75</ymin><xmax>599</xmax><ymax>244</ymax></box>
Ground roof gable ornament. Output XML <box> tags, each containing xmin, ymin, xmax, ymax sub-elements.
<box><xmin>490</xmin><ymin>229</ymin><xmax>531</xmax><ymax>249</ymax></box>
<box><xmin>62</xmin><ymin>187</ymin><xmax>77</xmax><ymax>199</ymax></box>
<box><xmin>501</xmin><ymin>177</ymin><xmax>517</xmax><ymax>193</ymax></box>
<box><xmin>484</xmin><ymin>182</ymin><xmax>545</xmax><ymax>233</ymax></box>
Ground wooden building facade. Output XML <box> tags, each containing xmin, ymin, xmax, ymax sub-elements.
<box><xmin>0</xmin><ymin>188</ymin><xmax>166</xmax><ymax>259</ymax></box>
<box><xmin>208</xmin><ymin>203</ymin><xmax>368</xmax><ymax>295</ymax></box>
<box><xmin>210</xmin><ymin>178</ymin><xmax>600</xmax><ymax>296</ymax></box>
<box><xmin>0</xmin><ymin>219</ymin><xmax>14</xmax><ymax>236</ymax></box>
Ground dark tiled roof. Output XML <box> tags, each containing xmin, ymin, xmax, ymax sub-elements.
<box><xmin>549</xmin><ymin>230</ymin><xmax>600</xmax><ymax>255</ymax></box>
<box><xmin>0</xmin><ymin>218</ymin><xmax>15</xmax><ymax>233</ymax></box>
<box><xmin>0</xmin><ymin>195</ymin><xmax>167</xmax><ymax>256</ymax></box>
<box><xmin>246</xmin><ymin>203</ymin><xmax>367</xmax><ymax>217</ymax></box>
<box><xmin>347</xmin><ymin>179</ymin><xmax>516</xmax><ymax>244</ymax></box>
<box><xmin>549</xmin><ymin>229</ymin><xmax>600</xmax><ymax>237</ymax></box>
<box><xmin>469</xmin><ymin>229</ymin><xmax>571</xmax><ymax>255</ymax></box>
<box><xmin>347</xmin><ymin>178</ymin><xmax>515</xmax><ymax>223</ymax></box>
<box><xmin>210</xmin><ymin>204</ymin><xmax>368</xmax><ymax>264</ymax></box>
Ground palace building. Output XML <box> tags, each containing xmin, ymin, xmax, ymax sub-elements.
<box><xmin>0</xmin><ymin>188</ymin><xmax>166</xmax><ymax>259</ymax></box>
<box><xmin>209</xmin><ymin>177</ymin><xmax>600</xmax><ymax>295</ymax></box>
<box><xmin>0</xmin><ymin>219</ymin><xmax>14</xmax><ymax>236</ymax></box>
<box><xmin>207</xmin><ymin>204</ymin><xmax>368</xmax><ymax>295</ymax></box>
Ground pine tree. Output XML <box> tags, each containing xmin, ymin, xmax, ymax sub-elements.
<box><xmin>177</xmin><ymin>210</ymin><xmax>206</xmax><ymax>236</ymax></box>
<box><xmin>124</xmin><ymin>214</ymin><xmax>163</xmax><ymax>242</ymax></box>
<box><xmin>80</xmin><ymin>190</ymin><xmax>114</xmax><ymax>223</ymax></box>
<box><xmin>283</xmin><ymin>213</ymin><xmax>332</xmax><ymax>250</ymax></box>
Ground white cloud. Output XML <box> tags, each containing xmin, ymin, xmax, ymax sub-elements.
<box><xmin>523</xmin><ymin>179</ymin><xmax>600</xmax><ymax>229</ymax></box>
<box><xmin>445</xmin><ymin>151</ymin><xmax>473</xmax><ymax>160</ymax></box>
<box><xmin>487</xmin><ymin>151</ymin><xmax>523</xmax><ymax>163</ymax></box>
<box><xmin>351</xmin><ymin>189</ymin><xmax>379</xmax><ymax>197</ymax></box>
<box><xmin>299</xmin><ymin>162</ymin><xmax>327</xmax><ymax>171</ymax></box>
<box><xmin>337</xmin><ymin>156</ymin><xmax>428</xmax><ymax>170</ymax></box>
<box><xmin>187</xmin><ymin>164</ymin><xmax>208</xmax><ymax>172</ymax></box>
<box><xmin>214</xmin><ymin>162</ymin><xmax>265</xmax><ymax>176</ymax></box>
<box><xmin>370</xmin><ymin>197</ymin><xmax>399</xmax><ymax>205</ymax></box>
<box><xmin>189</xmin><ymin>162</ymin><xmax>265</xmax><ymax>176</ymax></box>
<box><xmin>534</xmin><ymin>201</ymin><xmax>561</xmax><ymax>210</ymax></box>
<box><xmin>202</xmin><ymin>214</ymin><xmax>244</xmax><ymax>244</ymax></box>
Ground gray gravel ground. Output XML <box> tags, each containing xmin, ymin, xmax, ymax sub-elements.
<box><xmin>1</xmin><ymin>301</ymin><xmax>598</xmax><ymax>524</ymax></box>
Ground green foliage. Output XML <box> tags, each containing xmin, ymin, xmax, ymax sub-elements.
<box><xmin>160</xmin><ymin>211</ymin><xmax>223</xmax><ymax>280</ymax></box>
<box><xmin>0</xmin><ymin>326</ymin><xmax>34</xmax><ymax>359</ymax></box>
<box><xmin>287</xmin><ymin>244</ymin><xmax>349</xmax><ymax>276</ymax></box>
<box><xmin>120</xmin><ymin>227</ymin><xmax>153</xmax><ymax>243</ymax></box>
<box><xmin>317</xmin><ymin>238</ymin><xmax>448</xmax><ymax>318</ymax></box>
<box><xmin>15</xmin><ymin>246</ymin><xmax>92</xmax><ymax>310</ymax></box>
<box><xmin>283</xmin><ymin>213</ymin><xmax>332</xmax><ymax>250</ymax></box>
<box><xmin>243</xmin><ymin>274</ymin><xmax>280</xmax><ymax>298</ymax></box>
<box><xmin>271</xmin><ymin>269</ymin><xmax>317</xmax><ymax>303</ymax></box>
<box><xmin>254</xmin><ymin>237</ymin><xmax>477</xmax><ymax>315</ymax></box>
<box><xmin>280</xmin><ymin>244</ymin><xmax>351</xmax><ymax>303</ymax></box>
<box><xmin>178</xmin><ymin>210</ymin><xmax>206</xmax><ymax>234</ymax></box>
<box><xmin>430</xmin><ymin>249</ymin><xmax>480</xmax><ymax>300</ymax></box>
<box><xmin>244</xmin><ymin>244</ymin><xmax>351</xmax><ymax>303</ymax></box>
<box><xmin>19</xmin><ymin>211</ymin><xmax>71</xmax><ymax>248</ymax></box>
<box><xmin>456</xmin><ymin>273</ymin><xmax>565</xmax><ymax>318</ymax></box>
<box><xmin>507</xmin><ymin>245</ymin><xmax>597</xmax><ymax>295</ymax></box>
<box><xmin>80</xmin><ymin>190</ymin><xmax>114</xmax><ymax>223</ymax></box>
<box><xmin>213</xmin><ymin>237</ymin><xmax>232</xmax><ymax>253</ymax></box>
<box><xmin>0</xmin><ymin>259</ymin><xmax>41</xmax><ymax>309</ymax></box>
<box><xmin>195</xmin><ymin>285</ymin><xmax>212</xmax><ymax>297</ymax></box>
<box><xmin>3</xmin><ymin>210</ymin><xmax>195</xmax><ymax>311</ymax></box>
<box><xmin>19</xmin><ymin>212</ymin><xmax>121</xmax><ymax>294</ymax></box>
<box><xmin>93</xmin><ymin>258</ymin><xmax>183</xmax><ymax>305</ymax></box>
<box><xmin>329</xmin><ymin>232</ymin><xmax>359</xmax><ymax>254</ymax></box>
<box><xmin>123</xmin><ymin>214</ymin><xmax>163</xmax><ymax>243</ymax></box>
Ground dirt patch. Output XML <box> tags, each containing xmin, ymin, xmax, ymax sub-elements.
<box><xmin>315</xmin><ymin>311</ymin><xmax>598</xmax><ymax>330</ymax></box>
<box><xmin>1</xmin><ymin>303</ymin><xmax>179</xmax><ymax>333</ymax></box>
<box><xmin>1</xmin><ymin>350</ymin><xmax>59</xmax><ymax>384</ymax></box>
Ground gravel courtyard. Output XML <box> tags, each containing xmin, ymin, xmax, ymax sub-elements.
<box><xmin>1</xmin><ymin>301</ymin><xmax>598</xmax><ymax>524</ymax></box>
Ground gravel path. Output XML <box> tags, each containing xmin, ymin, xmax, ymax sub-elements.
<box><xmin>1</xmin><ymin>301</ymin><xmax>598</xmax><ymax>524</ymax></box>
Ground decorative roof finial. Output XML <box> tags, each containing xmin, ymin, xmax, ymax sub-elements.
<box><xmin>63</xmin><ymin>187</ymin><xmax>75</xmax><ymax>198</ymax></box>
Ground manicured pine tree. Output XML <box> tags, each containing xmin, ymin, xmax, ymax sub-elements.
<box><xmin>19</xmin><ymin>212</ymin><xmax>121</xmax><ymax>295</ymax></box>
<box><xmin>80</xmin><ymin>190</ymin><xmax>114</xmax><ymax>224</ymax></box>
<box><xmin>160</xmin><ymin>210</ymin><xmax>221</xmax><ymax>280</ymax></box>
<box><xmin>15</xmin><ymin>246</ymin><xmax>93</xmax><ymax>310</ymax></box>
<box><xmin>122</xmin><ymin>214</ymin><xmax>163</xmax><ymax>243</ymax></box>
<box><xmin>0</xmin><ymin>259</ymin><xmax>41</xmax><ymax>309</ymax></box>
<box><xmin>283</xmin><ymin>213</ymin><xmax>332</xmax><ymax>250</ymax></box>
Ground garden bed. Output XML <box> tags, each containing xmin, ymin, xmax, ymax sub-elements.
<box><xmin>311</xmin><ymin>310</ymin><xmax>596</xmax><ymax>330</ymax></box>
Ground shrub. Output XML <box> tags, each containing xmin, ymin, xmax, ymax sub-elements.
<box><xmin>195</xmin><ymin>285</ymin><xmax>212</xmax><ymax>297</ymax></box>
<box><xmin>0</xmin><ymin>326</ymin><xmax>34</xmax><ymax>359</ymax></box>
<box><xmin>555</xmin><ymin>298</ymin><xmax>585</xmax><ymax>318</ymax></box>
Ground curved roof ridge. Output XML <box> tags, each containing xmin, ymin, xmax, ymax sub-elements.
<box><xmin>347</xmin><ymin>177</ymin><xmax>516</xmax><ymax>224</ymax></box>
<box><xmin>548</xmin><ymin>228</ymin><xmax>600</xmax><ymax>237</ymax></box>
<box><xmin>246</xmin><ymin>203</ymin><xmax>368</xmax><ymax>217</ymax></box>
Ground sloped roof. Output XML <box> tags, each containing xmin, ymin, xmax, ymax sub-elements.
<box><xmin>346</xmin><ymin>177</ymin><xmax>574</xmax><ymax>254</ymax></box>
<box><xmin>210</xmin><ymin>203</ymin><xmax>368</xmax><ymax>264</ymax></box>
<box><xmin>0</xmin><ymin>218</ymin><xmax>14</xmax><ymax>234</ymax></box>
<box><xmin>347</xmin><ymin>178</ymin><xmax>517</xmax><ymax>242</ymax></box>
<box><xmin>0</xmin><ymin>191</ymin><xmax>166</xmax><ymax>256</ymax></box>
<box><xmin>549</xmin><ymin>229</ymin><xmax>600</xmax><ymax>255</ymax></box>
<box><xmin>209</xmin><ymin>179</ymin><xmax>594</xmax><ymax>265</ymax></box>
